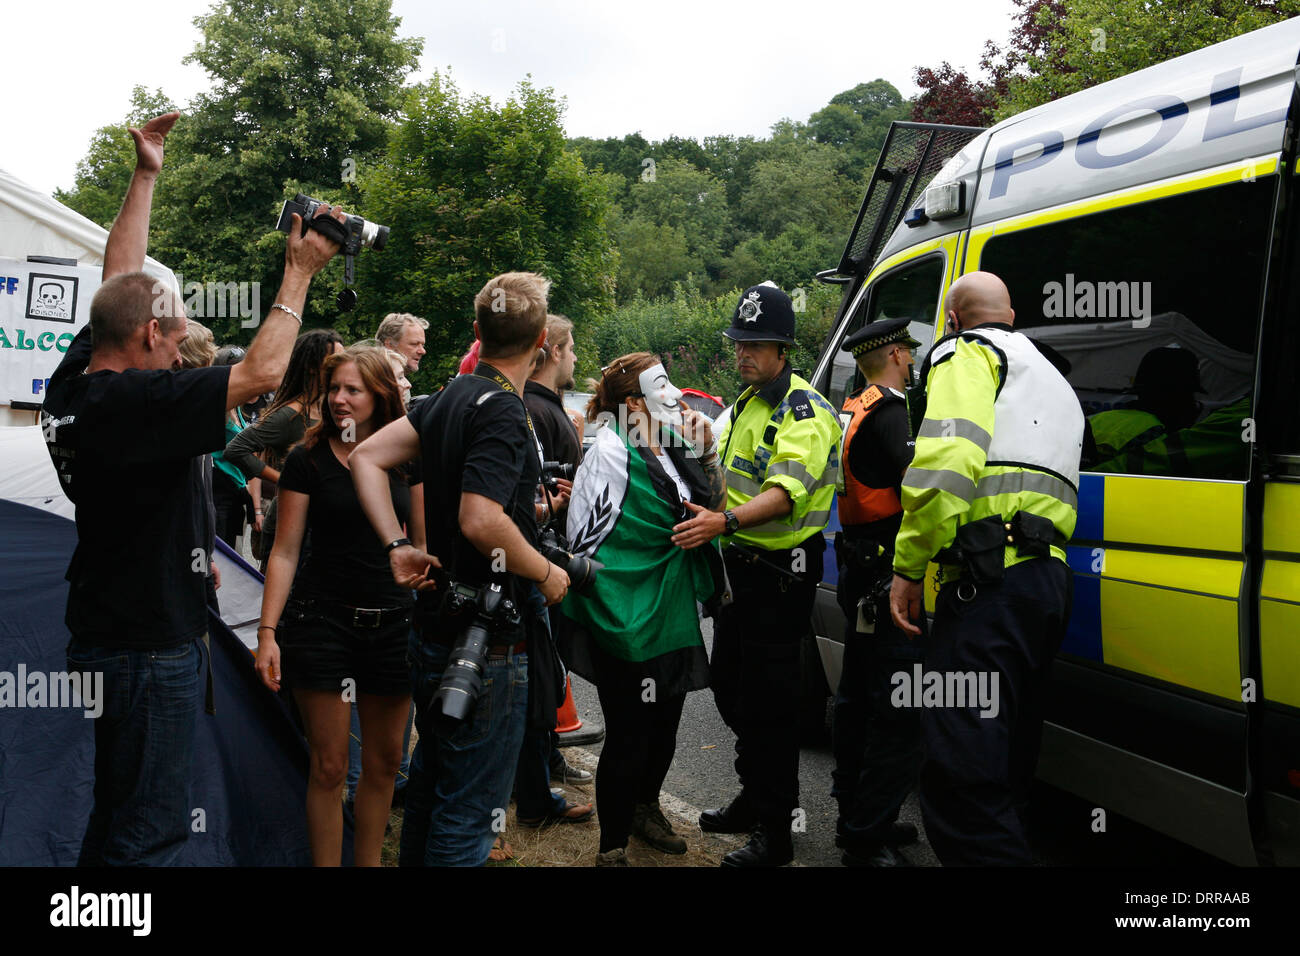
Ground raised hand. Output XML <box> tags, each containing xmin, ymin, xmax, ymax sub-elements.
<box><xmin>128</xmin><ymin>112</ymin><xmax>180</xmax><ymax>177</ymax></box>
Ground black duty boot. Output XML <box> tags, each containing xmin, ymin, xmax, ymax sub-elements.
<box><xmin>699</xmin><ymin>793</ymin><xmax>759</xmax><ymax>834</ymax></box>
<box><xmin>842</xmin><ymin>843</ymin><xmax>911</xmax><ymax>867</ymax></box>
<box><xmin>719</xmin><ymin>823</ymin><xmax>793</xmax><ymax>867</ymax></box>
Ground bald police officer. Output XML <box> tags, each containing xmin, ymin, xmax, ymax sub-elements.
<box><xmin>889</xmin><ymin>272</ymin><xmax>1083</xmax><ymax>866</ymax></box>
<box><xmin>672</xmin><ymin>282</ymin><xmax>840</xmax><ymax>867</ymax></box>
<box><xmin>832</xmin><ymin>317</ymin><xmax>925</xmax><ymax>866</ymax></box>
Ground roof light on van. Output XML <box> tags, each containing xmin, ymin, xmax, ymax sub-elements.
<box><xmin>923</xmin><ymin>180</ymin><xmax>965</xmax><ymax>220</ymax></box>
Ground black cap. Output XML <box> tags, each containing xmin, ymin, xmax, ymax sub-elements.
<box><xmin>723</xmin><ymin>283</ymin><xmax>796</xmax><ymax>345</ymax></box>
<box><xmin>841</xmin><ymin>317</ymin><xmax>923</xmax><ymax>358</ymax></box>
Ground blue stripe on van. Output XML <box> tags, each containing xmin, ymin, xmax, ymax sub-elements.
<box><xmin>1063</xmin><ymin>544</ymin><xmax>1103</xmax><ymax>662</ymax></box>
<box><xmin>1074</xmin><ymin>473</ymin><xmax>1104</xmax><ymax>541</ymax></box>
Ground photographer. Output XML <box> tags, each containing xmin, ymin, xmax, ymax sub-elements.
<box><xmin>351</xmin><ymin>271</ymin><xmax>570</xmax><ymax>867</ymax></box>
<box><xmin>40</xmin><ymin>110</ymin><xmax>344</xmax><ymax>866</ymax></box>
<box><xmin>522</xmin><ymin>312</ymin><xmax>594</xmax><ymax>793</ymax></box>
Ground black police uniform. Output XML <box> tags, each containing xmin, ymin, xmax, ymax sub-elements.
<box><xmin>830</xmin><ymin>317</ymin><xmax>926</xmax><ymax>866</ymax></box>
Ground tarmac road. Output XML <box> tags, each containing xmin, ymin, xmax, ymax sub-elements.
<box><xmin>565</xmin><ymin>617</ymin><xmax>1225</xmax><ymax>868</ymax></box>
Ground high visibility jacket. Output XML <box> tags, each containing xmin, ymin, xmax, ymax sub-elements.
<box><xmin>718</xmin><ymin>363</ymin><xmax>840</xmax><ymax>551</ymax></box>
<box><xmin>893</xmin><ymin>325</ymin><xmax>1084</xmax><ymax>581</ymax></box>
<box><xmin>1092</xmin><ymin>395</ymin><xmax>1251</xmax><ymax>480</ymax></box>
<box><xmin>1089</xmin><ymin>408</ymin><xmax>1165</xmax><ymax>464</ymax></box>
<box><xmin>837</xmin><ymin>385</ymin><xmax>904</xmax><ymax>528</ymax></box>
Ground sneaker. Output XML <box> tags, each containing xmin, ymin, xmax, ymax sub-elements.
<box><xmin>550</xmin><ymin>752</ymin><xmax>594</xmax><ymax>785</ymax></box>
<box><xmin>596</xmin><ymin>847</ymin><xmax>628</xmax><ymax>866</ymax></box>
<box><xmin>633</xmin><ymin>802</ymin><xmax>687</xmax><ymax>855</ymax></box>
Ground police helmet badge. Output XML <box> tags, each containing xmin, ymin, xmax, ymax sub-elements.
<box><xmin>738</xmin><ymin>290</ymin><xmax>763</xmax><ymax>324</ymax></box>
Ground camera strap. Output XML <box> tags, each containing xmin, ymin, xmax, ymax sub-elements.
<box><xmin>303</xmin><ymin>213</ymin><xmax>349</xmax><ymax>247</ymax></box>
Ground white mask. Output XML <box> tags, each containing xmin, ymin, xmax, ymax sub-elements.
<box><xmin>638</xmin><ymin>363</ymin><xmax>684</xmax><ymax>429</ymax></box>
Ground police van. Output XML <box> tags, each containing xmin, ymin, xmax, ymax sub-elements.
<box><xmin>807</xmin><ymin>17</ymin><xmax>1300</xmax><ymax>865</ymax></box>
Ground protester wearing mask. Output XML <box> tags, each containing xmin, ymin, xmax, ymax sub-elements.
<box><xmin>561</xmin><ymin>352</ymin><xmax>725</xmax><ymax>865</ymax></box>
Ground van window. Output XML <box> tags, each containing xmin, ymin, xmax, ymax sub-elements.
<box><xmin>826</xmin><ymin>255</ymin><xmax>945</xmax><ymax>411</ymax></box>
<box><xmin>979</xmin><ymin>177</ymin><xmax>1274</xmax><ymax>480</ymax></box>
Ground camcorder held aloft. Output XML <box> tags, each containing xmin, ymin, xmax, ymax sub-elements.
<box><xmin>430</xmin><ymin>582</ymin><xmax>520</xmax><ymax>738</ymax></box>
<box><xmin>275</xmin><ymin>193</ymin><xmax>389</xmax><ymax>312</ymax></box>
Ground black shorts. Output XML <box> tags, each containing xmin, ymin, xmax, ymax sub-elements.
<box><xmin>277</xmin><ymin>598</ymin><xmax>411</xmax><ymax>697</ymax></box>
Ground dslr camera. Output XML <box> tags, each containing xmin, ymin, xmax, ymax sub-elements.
<box><xmin>429</xmin><ymin>581</ymin><xmax>520</xmax><ymax>738</ymax></box>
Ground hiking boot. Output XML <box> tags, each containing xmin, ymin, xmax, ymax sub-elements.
<box><xmin>633</xmin><ymin>802</ymin><xmax>687</xmax><ymax>855</ymax></box>
<box><xmin>596</xmin><ymin>847</ymin><xmax>628</xmax><ymax>866</ymax></box>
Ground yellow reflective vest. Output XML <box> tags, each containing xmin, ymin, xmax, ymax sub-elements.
<box><xmin>718</xmin><ymin>363</ymin><xmax>840</xmax><ymax>551</ymax></box>
<box><xmin>893</xmin><ymin>326</ymin><xmax>1084</xmax><ymax>581</ymax></box>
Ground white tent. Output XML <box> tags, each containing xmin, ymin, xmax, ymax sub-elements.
<box><xmin>0</xmin><ymin>167</ymin><xmax>178</xmax><ymax>427</ymax></box>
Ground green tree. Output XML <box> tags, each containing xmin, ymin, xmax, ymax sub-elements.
<box><xmin>735</xmin><ymin>144</ymin><xmax>859</xmax><ymax>241</ymax></box>
<box><xmin>58</xmin><ymin>0</ymin><xmax>422</xmax><ymax>343</ymax></box>
<box><xmin>359</xmin><ymin>74</ymin><xmax>617</xmax><ymax>388</ymax></box>
<box><xmin>996</xmin><ymin>0</ymin><xmax>1300</xmax><ymax>118</ymax></box>
<box><xmin>621</xmin><ymin>157</ymin><xmax>732</xmax><ymax>286</ymax></box>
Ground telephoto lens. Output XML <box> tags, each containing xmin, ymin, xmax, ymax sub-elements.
<box><xmin>431</xmin><ymin>584</ymin><xmax>501</xmax><ymax>737</ymax></box>
<box><xmin>537</xmin><ymin>530</ymin><xmax>603</xmax><ymax>592</ymax></box>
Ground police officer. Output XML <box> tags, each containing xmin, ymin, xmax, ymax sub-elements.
<box><xmin>671</xmin><ymin>281</ymin><xmax>840</xmax><ymax>867</ymax></box>
<box><xmin>831</xmin><ymin>317</ymin><xmax>925</xmax><ymax>867</ymax></box>
<box><xmin>889</xmin><ymin>271</ymin><xmax>1083</xmax><ymax>866</ymax></box>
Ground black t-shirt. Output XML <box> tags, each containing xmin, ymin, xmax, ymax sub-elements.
<box><xmin>847</xmin><ymin>394</ymin><xmax>914</xmax><ymax>493</ymax></box>
<box><xmin>278</xmin><ymin>439</ymin><xmax>414</xmax><ymax>608</ymax></box>
<box><xmin>41</xmin><ymin>326</ymin><xmax>232</xmax><ymax>649</ymax></box>
<box><xmin>524</xmin><ymin>380</ymin><xmax>582</xmax><ymax>469</ymax></box>
<box><xmin>409</xmin><ymin>365</ymin><xmax>541</xmax><ymax>630</ymax></box>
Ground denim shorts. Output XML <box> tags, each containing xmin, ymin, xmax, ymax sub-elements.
<box><xmin>277</xmin><ymin>598</ymin><xmax>411</xmax><ymax>696</ymax></box>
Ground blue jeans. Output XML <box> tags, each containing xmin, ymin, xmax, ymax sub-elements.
<box><xmin>400</xmin><ymin>635</ymin><xmax>528</xmax><ymax>866</ymax></box>
<box><xmin>67</xmin><ymin>637</ymin><xmax>204</xmax><ymax>866</ymax></box>
<box><xmin>514</xmin><ymin>586</ymin><xmax>565</xmax><ymax>820</ymax></box>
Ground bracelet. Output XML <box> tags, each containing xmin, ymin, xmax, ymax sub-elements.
<box><xmin>255</xmin><ymin>510</ymin><xmax>264</xmax><ymax>515</ymax></box>
<box><xmin>258</xmin><ymin>624</ymin><xmax>277</xmax><ymax>634</ymax></box>
<box><xmin>541</xmin><ymin>562</ymin><xmax>551</xmax><ymax>584</ymax></box>
<box><xmin>270</xmin><ymin>302</ymin><xmax>303</xmax><ymax>325</ymax></box>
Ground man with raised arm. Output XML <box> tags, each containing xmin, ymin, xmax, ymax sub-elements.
<box><xmin>41</xmin><ymin>111</ymin><xmax>345</xmax><ymax>866</ymax></box>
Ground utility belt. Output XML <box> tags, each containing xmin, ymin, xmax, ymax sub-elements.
<box><xmin>723</xmin><ymin>540</ymin><xmax>821</xmax><ymax>593</ymax></box>
<box><xmin>834</xmin><ymin>530</ymin><xmax>895</xmax><ymax>579</ymax></box>
<box><xmin>935</xmin><ymin>512</ymin><xmax>1066</xmax><ymax>598</ymax></box>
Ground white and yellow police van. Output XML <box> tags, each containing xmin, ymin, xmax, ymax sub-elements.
<box><xmin>809</xmin><ymin>16</ymin><xmax>1300</xmax><ymax>865</ymax></box>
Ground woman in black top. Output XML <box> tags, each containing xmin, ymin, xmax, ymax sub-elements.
<box><xmin>225</xmin><ymin>328</ymin><xmax>342</xmax><ymax>566</ymax></box>
<box><xmin>255</xmin><ymin>346</ymin><xmax>420</xmax><ymax>866</ymax></box>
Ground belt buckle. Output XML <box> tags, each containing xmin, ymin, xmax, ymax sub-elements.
<box><xmin>353</xmin><ymin>607</ymin><xmax>382</xmax><ymax>629</ymax></box>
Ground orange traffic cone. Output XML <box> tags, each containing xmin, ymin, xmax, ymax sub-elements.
<box><xmin>555</xmin><ymin>674</ymin><xmax>582</xmax><ymax>733</ymax></box>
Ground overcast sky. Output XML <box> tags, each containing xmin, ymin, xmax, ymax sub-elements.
<box><xmin>3</xmin><ymin>0</ymin><xmax>1016</xmax><ymax>196</ymax></box>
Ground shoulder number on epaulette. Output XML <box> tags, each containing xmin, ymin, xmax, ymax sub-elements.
<box><xmin>789</xmin><ymin>390</ymin><xmax>815</xmax><ymax>421</ymax></box>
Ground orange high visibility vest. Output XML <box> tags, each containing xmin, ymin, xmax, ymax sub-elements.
<box><xmin>838</xmin><ymin>385</ymin><xmax>903</xmax><ymax>527</ymax></box>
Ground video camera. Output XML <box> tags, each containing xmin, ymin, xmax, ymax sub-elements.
<box><xmin>275</xmin><ymin>193</ymin><xmax>389</xmax><ymax>312</ymax></box>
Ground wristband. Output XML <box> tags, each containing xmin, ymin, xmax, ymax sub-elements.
<box><xmin>270</xmin><ymin>302</ymin><xmax>303</xmax><ymax>325</ymax></box>
<box><xmin>385</xmin><ymin>537</ymin><xmax>411</xmax><ymax>554</ymax></box>
<box><xmin>257</xmin><ymin>624</ymin><xmax>277</xmax><ymax>634</ymax></box>
<box><xmin>542</xmin><ymin>562</ymin><xmax>551</xmax><ymax>584</ymax></box>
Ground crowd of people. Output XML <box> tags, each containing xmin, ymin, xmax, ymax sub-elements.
<box><xmin>42</xmin><ymin>109</ymin><xmax>1084</xmax><ymax>869</ymax></box>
